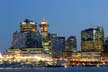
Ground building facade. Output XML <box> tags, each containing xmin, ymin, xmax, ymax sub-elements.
<box><xmin>81</xmin><ymin>26</ymin><xmax>104</xmax><ymax>52</ymax></box>
<box><xmin>103</xmin><ymin>37</ymin><xmax>108</xmax><ymax>53</ymax></box>
<box><xmin>39</xmin><ymin>17</ymin><xmax>51</xmax><ymax>55</ymax></box>
<box><xmin>65</xmin><ymin>36</ymin><xmax>77</xmax><ymax>52</ymax></box>
<box><xmin>51</xmin><ymin>37</ymin><xmax>65</xmax><ymax>58</ymax></box>
<box><xmin>65</xmin><ymin>36</ymin><xmax>77</xmax><ymax>57</ymax></box>
<box><xmin>20</xmin><ymin>19</ymin><xmax>37</xmax><ymax>32</ymax></box>
<box><xmin>12</xmin><ymin>31</ymin><xmax>42</xmax><ymax>48</ymax></box>
<box><xmin>12</xmin><ymin>19</ymin><xmax>42</xmax><ymax>49</ymax></box>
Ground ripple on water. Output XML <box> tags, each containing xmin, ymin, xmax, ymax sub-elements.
<box><xmin>0</xmin><ymin>67</ymin><xmax>108</xmax><ymax>72</ymax></box>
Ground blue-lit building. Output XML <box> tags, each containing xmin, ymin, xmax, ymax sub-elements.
<box><xmin>12</xmin><ymin>31</ymin><xmax>42</xmax><ymax>48</ymax></box>
<box><xmin>65</xmin><ymin>36</ymin><xmax>77</xmax><ymax>52</ymax></box>
<box><xmin>12</xmin><ymin>19</ymin><xmax>42</xmax><ymax>49</ymax></box>
<box><xmin>65</xmin><ymin>36</ymin><xmax>77</xmax><ymax>57</ymax></box>
<box><xmin>51</xmin><ymin>37</ymin><xmax>65</xmax><ymax>58</ymax></box>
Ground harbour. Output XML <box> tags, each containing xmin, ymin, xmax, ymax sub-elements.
<box><xmin>0</xmin><ymin>67</ymin><xmax>108</xmax><ymax>72</ymax></box>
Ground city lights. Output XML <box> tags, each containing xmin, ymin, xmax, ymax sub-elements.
<box><xmin>0</xmin><ymin>17</ymin><xmax>108</xmax><ymax>68</ymax></box>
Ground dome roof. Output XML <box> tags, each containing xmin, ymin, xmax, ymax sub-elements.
<box><xmin>41</xmin><ymin>16</ymin><xmax>48</xmax><ymax>24</ymax></box>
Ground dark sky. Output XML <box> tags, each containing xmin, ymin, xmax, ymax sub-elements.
<box><xmin>0</xmin><ymin>0</ymin><xmax>108</xmax><ymax>51</ymax></box>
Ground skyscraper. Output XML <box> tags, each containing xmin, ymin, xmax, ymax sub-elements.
<box><xmin>39</xmin><ymin>17</ymin><xmax>51</xmax><ymax>54</ymax></box>
<box><xmin>51</xmin><ymin>37</ymin><xmax>65</xmax><ymax>58</ymax></box>
<box><xmin>65</xmin><ymin>36</ymin><xmax>77</xmax><ymax>57</ymax></box>
<box><xmin>81</xmin><ymin>26</ymin><xmax>104</xmax><ymax>52</ymax></box>
<box><xmin>65</xmin><ymin>36</ymin><xmax>77</xmax><ymax>52</ymax></box>
<box><xmin>12</xmin><ymin>19</ymin><xmax>42</xmax><ymax>49</ymax></box>
<box><xmin>20</xmin><ymin>19</ymin><xmax>37</xmax><ymax>32</ymax></box>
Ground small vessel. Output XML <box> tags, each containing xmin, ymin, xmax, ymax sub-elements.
<box><xmin>96</xmin><ymin>64</ymin><xmax>100</xmax><ymax>67</ymax></box>
<box><xmin>64</xmin><ymin>64</ymin><xmax>67</xmax><ymax>68</ymax></box>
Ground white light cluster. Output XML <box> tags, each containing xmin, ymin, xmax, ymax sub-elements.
<box><xmin>21</xmin><ymin>22</ymin><xmax>26</xmax><ymax>24</ymax></box>
<box><xmin>30</xmin><ymin>22</ymin><xmax>35</xmax><ymax>24</ymax></box>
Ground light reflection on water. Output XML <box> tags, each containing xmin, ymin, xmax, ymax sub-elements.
<box><xmin>0</xmin><ymin>67</ymin><xmax>108</xmax><ymax>72</ymax></box>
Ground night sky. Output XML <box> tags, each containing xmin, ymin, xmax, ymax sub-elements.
<box><xmin>0</xmin><ymin>0</ymin><xmax>108</xmax><ymax>51</ymax></box>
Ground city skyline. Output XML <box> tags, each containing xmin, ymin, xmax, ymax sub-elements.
<box><xmin>1</xmin><ymin>0</ymin><xmax>108</xmax><ymax>51</ymax></box>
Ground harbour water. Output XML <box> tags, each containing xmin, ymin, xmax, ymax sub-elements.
<box><xmin>0</xmin><ymin>67</ymin><xmax>108</xmax><ymax>72</ymax></box>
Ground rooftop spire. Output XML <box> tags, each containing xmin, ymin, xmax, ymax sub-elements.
<box><xmin>42</xmin><ymin>16</ymin><xmax>46</xmax><ymax>22</ymax></box>
<box><xmin>41</xmin><ymin>16</ymin><xmax>48</xmax><ymax>25</ymax></box>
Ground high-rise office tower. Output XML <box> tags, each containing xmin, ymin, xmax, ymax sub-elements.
<box><xmin>65</xmin><ymin>36</ymin><xmax>77</xmax><ymax>57</ymax></box>
<box><xmin>12</xmin><ymin>30</ymin><xmax>42</xmax><ymax>49</ymax></box>
<box><xmin>51</xmin><ymin>37</ymin><xmax>65</xmax><ymax>58</ymax></box>
<box><xmin>12</xmin><ymin>19</ymin><xmax>42</xmax><ymax>49</ymax></box>
<box><xmin>65</xmin><ymin>36</ymin><xmax>77</xmax><ymax>52</ymax></box>
<box><xmin>20</xmin><ymin>19</ymin><xmax>37</xmax><ymax>32</ymax></box>
<box><xmin>39</xmin><ymin>17</ymin><xmax>51</xmax><ymax>54</ymax></box>
<box><xmin>81</xmin><ymin>26</ymin><xmax>104</xmax><ymax>52</ymax></box>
